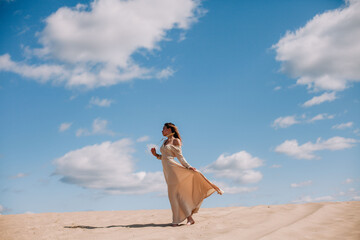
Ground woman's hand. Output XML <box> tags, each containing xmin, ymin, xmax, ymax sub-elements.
<box><xmin>188</xmin><ymin>167</ymin><xmax>197</xmax><ymax>171</ymax></box>
<box><xmin>150</xmin><ymin>147</ymin><xmax>157</xmax><ymax>157</ymax></box>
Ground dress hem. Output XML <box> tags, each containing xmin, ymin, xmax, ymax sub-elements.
<box><xmin>171</xmin><ymin>188</ymin><xmax>217</xmax><ymax>224</ymax></box>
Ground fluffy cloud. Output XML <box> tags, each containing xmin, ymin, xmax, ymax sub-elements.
<box><xmin>52</xmin><ymin>138</ymin><xmax>166</xmax><ymax>194</ymax></box>
<box><xmin>290</xmin><ymin>180</ymin><xmax>312</xmax><ymax>188</ymax></box>
<box><xmin>273</xmin><ymin>0</ymin><xmax>360</xmax><ymax>93</ymax></box>
<box><xmin>0</xmin><ymin>54</ymin><xmax>66</xmax><ymax>83</ymax></box>
<box><xmin>146</xmin><ymin>143</ymin><xmax>158</xmax><ymax>152</ymax></box>
<box><xmin>0</xmin><ymin>0</ymin><xmax>204</xmax><ymax>89</ymax></box>
<box><xmin>76</xmin><ymin>118</ymin><xmax>114</xmax><ymax>136</ymax></box>
<box><xmin>9</xmin><ymin>173</ymin><xmax>27</xmax><ymax>179</ymax></box>
<box><xmin>275</xmin><ymin>136</ymin><xmax>358</xmax><ymax>159</ymax></box>
<box><xmin>59</xmin><ymin>122</ymin><xmax>72</xmax><ymax>132</ymax></box>
<box><xmin>0</xmin><ymin>204</ymin><xmax>11</xmax><ymax>215</ymax></box>
<box><xmin>213</xmin><ymin>181</ymin><xmax>258</xmax><ymax>194</ymax></box>
<box><xmin>332</xmin><ymin>121</ymin><xmax>353</xmax><ymax>129</ymax></box>
<box><xmin>272</xmin><ymin>115</ymin><xmax>299</xmax><ymax>129</ymax></box>
<box><xmin>203</xmin><ymin>151</ymin><xmax>263</xmax><ymax>184</ymax></box>
<box><xmin>270</xmin><ymin>164</ymin><xmax>282</xmax><ymax>168</ymax></box>
<box><xmin>337</xmin><ymin>186</ymin><xmax>360</xmax><ymax>200</ymax></box>
<box><xmin>308</xmin><ymin>113</ymin><xmax>335</xmax><ymax>122</ymax></box>
<box><xmin>136</xmin><ymin>135</ymin><xmax>150</xmax><ymax>142</ymax></box>
<box><xmin>302</xmin><ymin>92</ymin><xmax>337</xmax><ymax>107</ymax></box>
<box><xmin>344</xmin><ymin>178</ymin><xmax>354</xmax><ymax>184</ymax></box>
<box><xmin>354</xmin><ymin>128</ymin><xmax>360</xmax><ymax>136</ymax></box>
<box><xmin>272</xmin><ymin>113</ymin><xmax>334</xmax><ymax>128</ymax></box>
<box><xmin>89</xmin><ymin>97</ymin><xmax>113</xmax><ymax>107</ymax></box>
<box><xmin>292</xmin><ymin>195</ymin><xmax>334</xmax><ymax>204</ymax></box>
<box><xmin>155</xmin><ymin>67</ymin><xmax>176</xmax><ymax>79</ymax></box>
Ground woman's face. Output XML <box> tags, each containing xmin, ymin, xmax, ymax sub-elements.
<box><xmin>162</xmin><ymin>125</ymin><xmax>172</xmax><ymax>136</ymax></box>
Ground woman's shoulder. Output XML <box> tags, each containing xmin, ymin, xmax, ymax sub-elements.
<box><xmin>173</xmin><ymin>138</ymin><xmax>182</xmax><ymax>147</ymax></box>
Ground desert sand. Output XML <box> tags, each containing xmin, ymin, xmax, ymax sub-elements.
<box><xmin>1</xmin><ymin>201</ymin><xmax>359</xmax><ymax>240</ymax></box>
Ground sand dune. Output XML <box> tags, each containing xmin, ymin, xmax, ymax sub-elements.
<box><xmin>1</xmin><ymin>201</ymin><xmax>359</xmax><ymax>240</ymax></box>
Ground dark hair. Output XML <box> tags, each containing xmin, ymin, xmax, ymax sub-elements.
<box><xmin>164</xmin><ymin>122</ymin><xmax>182</xmax><ymax>143</ymax></box>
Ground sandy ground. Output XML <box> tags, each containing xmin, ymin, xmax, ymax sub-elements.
<box><xmin>1</xmin><ymin>201</ymin><xmax>359</xmax><ymax>240</ymax></box>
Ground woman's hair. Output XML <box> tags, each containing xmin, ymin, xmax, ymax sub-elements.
<box><xmin>164</xmin><ymin>122</ymin><xmax>182</xmax><ymax>143</ymax></box>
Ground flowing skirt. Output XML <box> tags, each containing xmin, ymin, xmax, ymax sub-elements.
<box><xmin>164</xmin><ymin>164</ymin><xmax>223</xmax><ymax>224</ymax></box>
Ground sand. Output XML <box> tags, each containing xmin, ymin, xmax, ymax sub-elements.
<box><xmin>1</xmin><ymin>201</ymin><xmax>359</xmax><ymax>240</ymax></box>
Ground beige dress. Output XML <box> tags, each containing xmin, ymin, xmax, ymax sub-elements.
<box><xmin>159</xmin><ymin>141</ymin><xmax>223</xmax><ymax>224</ymax></box>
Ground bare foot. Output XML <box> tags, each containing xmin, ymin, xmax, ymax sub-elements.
<box><xmin>186</xmin><ymin>216</ymin><xmax>195</xmax><ymax>225</ymax></box>
<box><xmin>172</xmin><ymin>223</ymin><xmax>180</xmax><ymax>227</ymax></box>
<box><xmin>186</xmin><ymin>220</ymin><xmax>195</xmax><ymax>225</ymax></box>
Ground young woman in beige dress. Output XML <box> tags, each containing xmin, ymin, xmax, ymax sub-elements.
<box><xmin>151</xmin><ymin>122</ymin><xmax>223</xmax><ymax>227</ymax></box>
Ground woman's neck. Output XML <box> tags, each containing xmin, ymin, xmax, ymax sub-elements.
<box><xmin>166</xmin><ymin>132</ymin><xmax>175</xmax><ymax>139</ymax></box>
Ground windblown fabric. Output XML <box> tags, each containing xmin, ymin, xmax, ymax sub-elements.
<box><xmin>159</xmin><ymin>142</ymin><xmax>223</xmax><ymax>224</ymax></box>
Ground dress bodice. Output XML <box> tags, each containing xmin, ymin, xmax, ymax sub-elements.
<box><xmin>159</xmin><ymin>142</ymin><xmax>191</xmax><ymax>169</ymax></box>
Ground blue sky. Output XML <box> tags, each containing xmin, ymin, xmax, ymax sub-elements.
<box><xmin>0</xmin><ymin>0</ymin><xmax>359</xmax><ymax>215</ymax></box>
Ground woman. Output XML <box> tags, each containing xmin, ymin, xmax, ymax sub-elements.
<box><xmin>151</xmin><ymin>122</ymin><xmax>223</xmax><ymax>227</ymax></box>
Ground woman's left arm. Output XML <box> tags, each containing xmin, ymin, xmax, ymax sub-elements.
<box><xmin>171</xmin><ymin>145</ymin><xmax>196</xmax><ymax>170</ymax></box>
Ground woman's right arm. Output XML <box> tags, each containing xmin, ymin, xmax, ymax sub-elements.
<box><xmin>151</xmin><ymin>147</ymin><xmax>162</xmax><ymax>160</ymax></box>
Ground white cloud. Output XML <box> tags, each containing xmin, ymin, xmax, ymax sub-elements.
<box><xmin>274</xmin><ymin>86</ymin><xmax>282</xmax><ymax>91</ymax></box>
<box><xmin>336</xmin><ymin>186</ymin><xmax>360</xmax><ymax>200</ymax></box>
<box><xmin>76</xmin><ymin>118</ymin><xmax>114</xmax><ymax>136</ymax></box>
<box><xmin>293</xmin><ymin>195</ymin><xmax>334</xmax><ymax>204</ymax></box>
<box><xmin>59</xmin><ymin>122</ymin><xmax>72</xmax><ymax>132</ymax></box>
<box><xmin>352</xmin><ymin>196</ymin><xmax>360</xmax><ymax>200</ymax></box>
<box><xmin>349</xmin><ymin>187</ymin><xmax>356</xmax><ymax>192</ymax></box>
<box><xmin>9</xmin><ymin>173</ymin><xmax>27</xmax><ymax>179</ymax></box>
<box><xmin>354</xmin><ymin>128</ymin><xmax>360</xmax><ymax>136</ymax></box>
<box><xmin>92</xmin><ymin>118</ymin><xmax>114</xmax><ymax>135</ymax></box>
<box><xmin>89</xmin><ymin>97</ymin><xmax>113</xmax><ymax>107</ymax></box>
<box><xmin>272</xmin><ymin>115</ymin><xmax>299</xmax><ymax>129</ymax></box>
<box><xmin>332</xmin><ymin>121</ymin><xmax>353</xmax><ymax>129</ymax></box>
<box><xmin>272</xmin><ymin>113</ymin><xmax>334</xmax><ymax>128</ymax></box>
<box><xmin>290</xmin><ymin>180</ymin><xmax>312</xmax><ymax>188</ymax></box>
<box><xmin>273</xmin><ymin>0</ymin><xmax>360</xmax><ymax>92</ymax></box>
<box><xmin>275</xmin><ymin>136</ymin><xmax>358</xmax><ymax>160</ymax></box>
<box><xmin>0</xmin><ymin>0</ymin><xmax>204</xmax><ymax>89</ymax></box>
<box><xmin>146</xmin><ymin>143</ymin><xmax>157</xmax><ymax>151</ymax></box>
<box><xmin>155</xmin><ymin>67</ymin><xmax>175</xmax><ymax>79</ymax></box>
<box><xmin>308</xmin><ymin>113</ymin><xmax>335</xmax><ymax>122</ymax></box>
<box><xmin>203</xmin><ymin>151</ymin><xmax>263</xmax><ymax>184</ymax></box>
<box><xmin>344</xmin><ymin>178</ymin><xmax>354</xmax><ymax>184</ymax></box>
<box><xmin>178</xmin><ymin>32</ymin><xmax>187</xmax><ymax>42</ymax></box>
<box><xmin>136</xmin><ymin>135</ymin><xmax>150</xmax><ymax>142</ymax></box>
<box><xmin>76</xmin><ymin>128</ymin><xmax>90</xmax><ymax>136</ymax></box>
<box><xmin>270</xmin><ymin>164</ymin><xmax>282</xmax><ymax>168</ymax></box>
<box><xmin>0</xmin><ymin>204</ymin><xmax>10</xmax><ymax>215</ymax></box>
<box><xmin>213</xmin><ymin>182</ymin><xmax>258</xmax><ymax>194</ymax></box>
<box><xmin>0</xmin><ymin>54</ymin><xmax>66</xmax><ymax>83</ymax></box>
<box><xmin>53</xmin><ymin>138</ymin><xmax>166</xmax><ymax>194</ymax></box>
<box><xmin>302</xmin><ymin>92</ymin><xmax>337</xmax><ymax>107</ymax></box>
